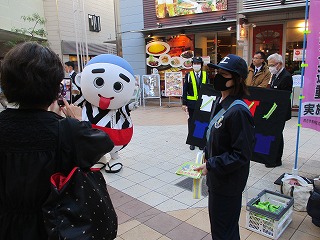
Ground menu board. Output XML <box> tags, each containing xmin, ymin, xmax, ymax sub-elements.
<box><xmin>155</xmin><ymin>0</ymin><xmax>228</xmax><ymax>19</ymax></box>
<box><xmin>146</xmin><ymin>35</ymin><xmax>195</xmax><ymax>71</ymax></box>
<box><xmin>164</xmin><ymin>72</ymin><xmax>183</xmax><ymax>96</ymax></box>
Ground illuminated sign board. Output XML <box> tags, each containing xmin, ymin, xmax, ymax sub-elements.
<box><xmin>156</xmin><ymin>0</ymin><xmax>227</xmax><ymax>18</ymax></box>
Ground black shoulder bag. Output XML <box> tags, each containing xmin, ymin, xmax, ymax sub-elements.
<box><xmin>42</xmin><ymin>118</ymin><xmax>118</xmax><ymax>240</ymax></box>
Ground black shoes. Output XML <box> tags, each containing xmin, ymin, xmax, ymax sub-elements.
<box><xmin>265</xmin><ymin>162</ymin><xmax>282</xmax><ymax>168</ymax></box>
<box><xmin>189</xmin><ymin>145</ymin><xmax>204</xmax><ymax>150</ymax></box>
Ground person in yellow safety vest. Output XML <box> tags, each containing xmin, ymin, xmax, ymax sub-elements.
<box><xmin>182</xmin><ymin>56</ymin><xmax>209</xmax><ymax>150</ymax></box>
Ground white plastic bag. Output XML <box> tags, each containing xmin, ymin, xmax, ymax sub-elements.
<box><xmin>281</xmin><ymin>174</ymin><xmax>313</xmax><ymax>211</ymax></box>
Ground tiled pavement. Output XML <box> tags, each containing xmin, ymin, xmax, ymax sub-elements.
<box><xmin>101</xmin><ymin>99</ymin><xmax>320</xmax><ymax>240</ymax></box>
<box><xmin>1</xmin><ymin>100</ymin><xmax>319</xmax><ymax>239</ymax></box>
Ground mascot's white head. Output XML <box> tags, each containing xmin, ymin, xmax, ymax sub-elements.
<box><xmin>78</xmin><ymin>54</ymin><xmax>135</xmax><ymax>110</ymax></box>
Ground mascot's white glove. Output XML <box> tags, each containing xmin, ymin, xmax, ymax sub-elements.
<box><xmin>128</xmin><ymin>101</ymin><xmax>139</xmax><ymax>110</ymax></box>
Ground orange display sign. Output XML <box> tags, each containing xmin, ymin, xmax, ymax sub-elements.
<box><xmin>146</xmin><ymin>35</ymin><xmax>195</xmax><ymax>70</ymax></box>
<box><xmin>155</xmin><ymin>0</ymin><xmax>228</xmax><ymax>18</ymax></box>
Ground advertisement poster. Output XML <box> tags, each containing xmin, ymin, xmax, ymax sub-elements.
<box><xmin>146</xmin><ymin>35</ymin><xmax>194</xmax><ymax>71</ymax></box>
<box><xmin>142</xmin><ymin>74</ymin><xmax>161</xmax><ymax>98</ymax></box>
<box><xmin>164</xmin><ymin>72</ymin><xmax>183</xmax><ymax>96</ymax></box>
<box><xmin>301</xmin><ymin>0</ymin><xmax>320</xmax><ymax>132</ymax></box>
<box><xmin>155</xmin><ymin>0</ymin><xmax>228</xmax><ymax>18</ymax></box>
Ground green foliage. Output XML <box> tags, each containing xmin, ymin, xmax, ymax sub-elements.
<box><xmin>6</xmin><ymin>13</ymin><xmax>48</xmax><ymax>47</ymax></box>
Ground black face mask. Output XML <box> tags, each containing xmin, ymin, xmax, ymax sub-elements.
<box><xmin>213</xmin><ymin>74</ymin><xmax>234</xmax><ymax>91</ymax></box>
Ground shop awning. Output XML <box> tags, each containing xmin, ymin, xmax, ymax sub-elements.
<box><xmin>139</xmin><ymin>19</ymin><xmax>237</xmax><ymax>37</ymax></box>
<box><xmin>61</xmin><ymin>40</ymin><xmax>117</xmax><ymax>56</ymax></box>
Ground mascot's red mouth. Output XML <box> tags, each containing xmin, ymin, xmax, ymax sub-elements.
<box><xmin>98</xmin><ymin>94</ymin><xmax>114</xmax><ymax>110</ymax></box>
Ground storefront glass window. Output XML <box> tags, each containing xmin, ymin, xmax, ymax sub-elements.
<box><xmin>285</xmin><ymin>20</ymin><xmax>305</xmax><ymax>75</ymax></box>
<box><xmin>204</xmin><ymin>32</ymin><xmax>236</xmax><ymax>83</ymax></box>
<box><xmin>217</xmin><ymin>32</ymin><xmax>236</xmax><ymax>60</ymax></box>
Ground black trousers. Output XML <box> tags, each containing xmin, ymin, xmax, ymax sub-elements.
<box><xmin>276</xmin><ymin>133</ymin><xmax>284</xmax><ymax>165</ymax></box>
<box><xmin>187</xmin><ymin>108</ymin><xmax>194</xmax><ymax>145</ymax></box>
<box><xmin>208</xmin><ymin>191</ymin><xmax>242</xmax><ymax>240</ymax></box>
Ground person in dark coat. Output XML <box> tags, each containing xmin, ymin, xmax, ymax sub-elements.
<box><xmin>182</xmin><ymin>57</ymin><xmax>209</xmax><ymax>150</ymax></box>
<box><xmin>195</xmin><ymin>54</ymin><xmax>255</xmax><ymax>240</ymax></box>
<box><xmin>0</xmin><ymin>42</ymin><xmax>114</xmax><ymax>239</ymax></box>
<box><xmin>266</xmin><ymin>53</ymin><xmax>293</xmax><ymax>167</ymax></box>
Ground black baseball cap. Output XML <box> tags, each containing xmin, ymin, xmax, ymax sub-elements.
<box><xmin>192</xmin><ymin>56</ymin><xmax>203</xmax><ymax>64</ymax></box>
<box><xmin>207</xmin><ymin>54</ymin><xmax>248</xmax><ymax>79</ymax></box>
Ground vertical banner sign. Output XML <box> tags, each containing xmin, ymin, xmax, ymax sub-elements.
<box><xmin>301</xmin><ymin>0</ymin><xmax>320</xmax><ymax>132</ymax></box>
<box><xmin>187</xmin><ymin>86</ymin><xmax>290</xmax><ymax>165</ymax></box>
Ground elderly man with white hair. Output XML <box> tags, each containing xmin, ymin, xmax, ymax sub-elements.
<box><xmin>266</xmin><ymin>53</ymin><xmax>293</xmax><ymax>167</ymax></box>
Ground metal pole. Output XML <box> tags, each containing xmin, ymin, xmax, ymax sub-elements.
<box><xmin>113</xmin><ymin>0</ymin><xmax>122</xmax><ymax>56</ymax></box>
<box><xmin>82</xmin><ymin>0</ymin><xmax>89</xmax><ymax>64</ymax></box>
<box><xmin>293</xmin><ymin>0</ymin><xmax>309</xmax><ymax>176</ymax></box>
<box><xmin>72</xmin><ymin>0</ymin><xmax>81</xmax><ymax>72</ymax></box>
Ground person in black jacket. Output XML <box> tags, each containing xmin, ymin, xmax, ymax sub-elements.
<box><xmin>0</xmin><ymin>42</ymin><xmax>114</xmax><ymax>239</ymax></box>
<box><xmin>182</xmin><ymin>57</ymin><xmax>209</xmax><ymax>150</ymax></box>
<box><xmin>266</xmin><ymin>53</ymin><xmax>293</xmax><ymax>167</ymax></box>
<box><xmin>195</xmin><ymin>54</ymin><xmax>255</xmax><ymax>240</ymax></box>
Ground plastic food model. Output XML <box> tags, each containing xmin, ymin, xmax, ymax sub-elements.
<box><xmin>77</xmin><ymin>54</ymin><xmax>137</xmax><ymax>173</ymax></box>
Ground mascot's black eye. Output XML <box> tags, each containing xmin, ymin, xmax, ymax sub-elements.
<box><xmin>93</xmin><ymin>77</ymin><xmax>104</xmax><ymax>88</ymax></box>
<box><xmin>113</xmin><ymin>82</ymin><xmax>123</xmax><ymax>92</ymax></box>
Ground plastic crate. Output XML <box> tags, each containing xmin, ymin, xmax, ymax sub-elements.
<box><xmin>246</xmin><ymin>190</ymin><xmax>294</xmax><ymax>239</ymax></box>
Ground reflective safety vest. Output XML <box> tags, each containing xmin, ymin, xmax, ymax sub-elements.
<box><xmin>187</xmin><ymin>71</ymin><xmax>207</xmax><ymax>101</ymax></box>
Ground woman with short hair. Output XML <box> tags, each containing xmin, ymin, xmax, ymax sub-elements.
<box><xmin>0</xmin><ymin>42</ymin><xmax>114</xmax><ymax>239</ymax></box>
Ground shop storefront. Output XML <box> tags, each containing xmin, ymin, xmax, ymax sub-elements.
<box><xmin>141</xmin><ymin>0</ymin><xmax>237</xmax><ymax>96</ymax></box>
<box><xmin>239</xmin><ymin>0</ymin><xmax>307</xmax><ymax>70</ymax></box>
<box><xmin>249</xmin><ymin>20</ymin><xmax>305</xmax><ymax>75</ymax></box>
<box><xmin>238</xmin><ymin>0</ymin><xmax>308</xmax><ymax>114</ymax></box>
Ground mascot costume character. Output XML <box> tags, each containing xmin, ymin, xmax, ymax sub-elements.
<box><xmin>76</xmin><ymin>54</ymin><xmax>138</xmax><ymax>173</ymax></box>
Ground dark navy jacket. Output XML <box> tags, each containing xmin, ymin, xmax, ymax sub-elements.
<box><xmin>270</xmin><ymin>68</ymin><xmax>293</xmax><ymax>121</ymax></box>
<box><xmin>205</xmin><ymin>96</ymin><xmax>255</xmax><ymax>196</ymax></box>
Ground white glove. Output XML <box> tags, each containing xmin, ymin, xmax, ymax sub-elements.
<box><xmin>128</xmin><ymin>101</ymin><xmax>139</xmax><ymax>110</ymax></box>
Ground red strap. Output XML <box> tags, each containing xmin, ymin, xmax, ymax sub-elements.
<box><xmin>50</xmin><ymin>167</ymin><xmax>78</xmax><ymax>191</ymax></box>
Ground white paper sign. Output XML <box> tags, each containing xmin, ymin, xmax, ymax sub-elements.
<box><xmin>293</xmin><ymin>49</ymin><xmax>303</xmax><ymax>61</ymax></box>
<box><xmin>200</xmin><ymin>95</ymin><xmax>216</xmax><ymax>112</ymax></box>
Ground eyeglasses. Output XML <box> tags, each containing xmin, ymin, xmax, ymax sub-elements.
<box><xmin>268</xmin><ymin>63</ymin><xmax>279</xmax><ymax>67</ymax></box>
